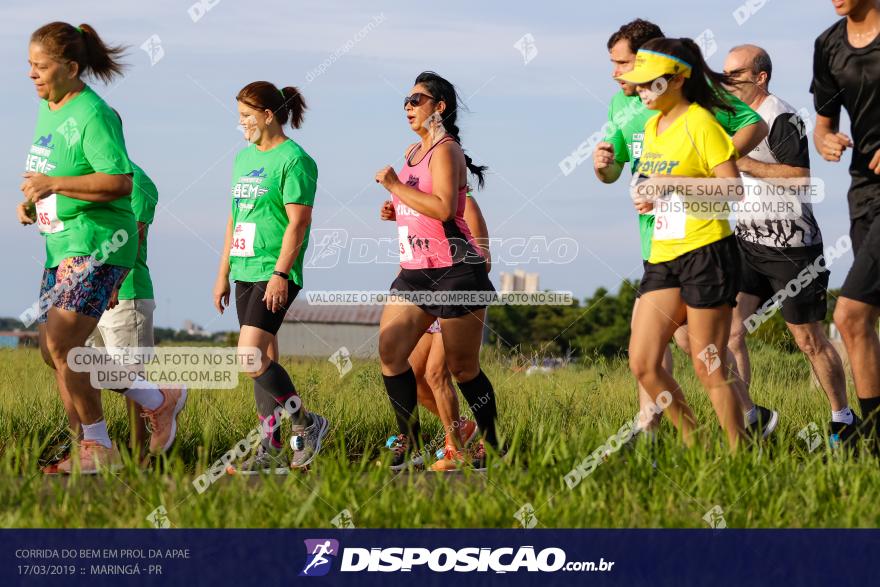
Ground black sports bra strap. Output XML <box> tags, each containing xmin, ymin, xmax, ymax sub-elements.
<box><xmin>407</xmin><ymin>135</ymin><xmax>457</xmax><ymax>166</ymax></box>
<box><xmin>405</xmin><ymin>143</ymin><xmax>420</xmax><ymax>162</ymax></box>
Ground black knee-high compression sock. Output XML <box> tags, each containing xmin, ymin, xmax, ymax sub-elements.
<box><xmin>382</xmin><ymin>368</ymin><xmax>420</xmax><ymax>443</ymax></box>
<box><xmin>858</xmin><ymin>396</ymin><xmax>880</xmax><ymax>441</ymax></box>
<box><xmin>254</xmin><ymin>361</ymin><xmax>305</xmax><ymax>432</ymax></box>
<box><xmin>458</xmin><ymin>369</ymin><xmax>498</xmax><ymax>448</ymax></box>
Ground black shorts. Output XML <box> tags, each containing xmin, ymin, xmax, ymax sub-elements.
<box><xmin>391</xmin><ymin>261</ymin><xmax>496</xmax><ymax>318</ymax></box>
<box><xmin>738</xmin><ymin>239</ymin><xmax>828</xmax><ymax>325</ymax></box>
<box><xmin>235</xmin><ymin>280</ymin><xmax>301</xmax><ymax>335</ymax></box>
<box><xmin>639</xmin><ymin>236</ymin><xmax>739</xmax><ymax>308</ymax></box>
<box><xmin>841</xmin><ymin>211</ymin><xmax>880</xmax><ymax>306</ymax></box>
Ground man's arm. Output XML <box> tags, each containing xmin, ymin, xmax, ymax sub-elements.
<box><xmin>731</xmin><ymin>119</ymin><xmax>768</xmax><ymax>160</ymax></box>
<box><xmin>813</xmin><ymin>113</ymin><xmax>852</xmax><ymax>162</ymax></box>
<box><xmin>737</xmin><ymin>157</ymin><xmax>808</xmax><ymax>179</ymax></box>
<box><xmin>593</xmin><ymin>142</ymin><xmax>624</xmax><ymax>183</ymax></box>
<box><xmin>740</xmin><ymin>114</ymin><xmax>810</xmax><ymax>179</ymax></box>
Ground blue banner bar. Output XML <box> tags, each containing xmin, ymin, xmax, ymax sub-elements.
<box><xmin>2</xmin><ymin>529</ymin><xmax>878</xmax><ymax>586</ymax></box>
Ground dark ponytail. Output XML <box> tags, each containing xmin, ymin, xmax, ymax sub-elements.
<box><xmin>236</xmin><ymin>81</ymin><xmax>307</xmax><ymax>130</ymax></box>
<box><xmin>30</xmin><ymin>22</ymin><xmax>126</xmax><ymax>83</ymax></box>
<box><xmin>641</xmin><ymin>37</ymin><xmax>735</xmax><ymax>116</ymax></box>
<box><xmin>414</xmin><ymin>71</ymin><xmax>488</xmax><ymax>189</ymax></box>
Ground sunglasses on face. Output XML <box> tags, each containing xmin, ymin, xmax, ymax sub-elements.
<box><xmin>403</xmin><ymin>92</ymin><xmax>435</xmax><ymax>109</ymax></box>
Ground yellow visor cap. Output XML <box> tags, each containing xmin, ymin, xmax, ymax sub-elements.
<box><xmin>617</xmin><ymin>49</ymin><xmax>693</xmax><ymax>84</ymax></box>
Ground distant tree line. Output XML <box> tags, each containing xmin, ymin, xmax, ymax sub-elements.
<box><xmin>486</xmin><ymin>282</ymin><xmax>841</xmax><ymax>358</ymax></box>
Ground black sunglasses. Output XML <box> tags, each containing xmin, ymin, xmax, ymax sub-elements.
<box><xmin>403</xmin><ymin>92</ymin><xmax>435</xmax><ymax>109</ymax></box>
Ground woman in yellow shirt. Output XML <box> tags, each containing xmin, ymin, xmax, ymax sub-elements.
<box><xmin>618</xmin><ymin>38</ymin><xmax>746</xmax><ymax>451</ymax></box>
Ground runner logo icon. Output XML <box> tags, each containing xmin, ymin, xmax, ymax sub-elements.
<box><xmin>300</xmin><ymin>539</ymin><xmax>339</xmax><ymax>577</ymax></box>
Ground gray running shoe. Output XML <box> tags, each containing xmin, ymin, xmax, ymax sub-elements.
<box><xmin>290</xmin><ymin>413</ymin><xmax>330</xmax><ymax>469</ymax></box>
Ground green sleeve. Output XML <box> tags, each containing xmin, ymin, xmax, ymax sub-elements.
<box><xmin>83</xmin><ymin>109</ymin><xmax>133</xmax><ymax>175</ymax></box>
<box><xmin>281</xmin><ymin>157</ymin><xmax>317</xmax><ymax>207</ymax></box>
<box><xmin>604</xmin><ymin>104</ymin><xmax>630</xmax><ymax>165</ymax></box>
<box><xmin>713</xmin><ymin>91</ymin><xmax>761</xmax><ymax>136</ymax></box>
<box><xmin>131</xmin><ymin>165</ymin><xmax>158</xmax><ymax>224</ymax></box>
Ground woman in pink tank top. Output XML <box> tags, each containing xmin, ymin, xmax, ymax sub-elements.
<box><xmin>373</xmin><ymin>71</ymin><xmax>500</xmax><ymax>471</ymax></box>
<box><xmin>392</xmin><ymin>136</ymin><xmax>483</xmax><ymax>269</ymax></box>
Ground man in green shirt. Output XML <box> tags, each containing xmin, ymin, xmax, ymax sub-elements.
<box><xmin>592</xmin><ymin>19</ymin><xmax>777</xmax><ymax>438</ymax></box>
<box><xmin>92</xmin><ymin>151</ymin><xmax>160</xmax><ymax>459</ymax></box>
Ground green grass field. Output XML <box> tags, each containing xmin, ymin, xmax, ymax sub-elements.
<box><xmin>1</xmin><ymin>344</ymin><xmax>878</xmax><ymax>529</ymax></box>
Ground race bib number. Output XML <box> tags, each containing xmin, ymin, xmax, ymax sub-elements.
<box><xmin>653</xmin><ymin>192</ymin><xmax>686</xmax><ymax>240</ymax></box>
<box><xmin>230</xmin><ymin>222</ymin><xmax>256</xmax><ymax>257</ymax></box>
<box><xmin>36</xmin><ymin>194</ymin><xmax>65</xmax><ymax>234</ymax></box>
<box><xmin>632</xmin><ymin>133</ymin><xmax>644</xmax><ymax>159</ymax></box>
<box><xmin>398</xmin><ymin>225</ymin><xmax>414</xmax><ymax>262</ymax></box>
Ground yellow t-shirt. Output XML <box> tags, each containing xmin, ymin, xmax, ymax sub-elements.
<box><xmin>638</xmin><ymin>103</ymin><xmax>736</xmax><ymax>264</ymax></box>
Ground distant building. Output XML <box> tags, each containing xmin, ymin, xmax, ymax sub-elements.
<box><xmin>523</xmin><ymin>272</ymin><xmax>540</xmax><ymax>293</ymax></box>
<box><xmin>182</xmin><ymin>320</ymin><xmax>206</xmax><ymax>337</ymax></box>
<box><xmin>499</xmin><ymin>272</ymin><xmax>514</xmax><ymax>293</ymax></box>
<box><xmin>499</xmin><ymin>269</ymin><xmax>539</xmax><ymax>293</ymax></box>
<box><xmin>277</xmin><ymin>301</ymin><xmax>383</xmax><ymax>358</ymax></box>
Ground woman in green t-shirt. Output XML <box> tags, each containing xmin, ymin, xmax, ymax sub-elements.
<box><xmin>213</xmin><ymin>81</ymin><xmax>329</xmax><ymax>474</ymax></box>
<box><xmin>19</xmin><ymin>22</ymin><xmax>185</xmax><ymax>474</ymax></box>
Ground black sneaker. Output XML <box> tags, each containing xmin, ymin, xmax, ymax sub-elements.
<box><xmin>386</xmin><ymin>434</ymin><xmax>424</xmax><ymax>471</ymax></box>
<box><xmin>830</xmin><ymin>414</ymin><xmax>862</xmax><ymax>450</ymax></box>
<box><xmin>469</xmin><ymin>442</ymin><xmax>507</xmax><ymax>472</ymax></box>
<box><xmin>746</xmin><ymin>405</ymin><xmax>779</xmax><ymax>440</ymax></box>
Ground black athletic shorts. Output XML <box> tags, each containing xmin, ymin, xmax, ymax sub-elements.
<box><xmin>639</xmin><ymin>235</ymin><xmax>739</xmax><ymax>308</ymax></box>
<box><xmin>390</xmin><ymin>261</ymin><xmax>496</xmax><ymax>318</ymax></box>
<box><xmin>841</xmin><ymin>211</ymin><xmax>880</xmax><ymax>307</ymax></box>
<box><xmin>235</xmin><ymin>280</ymin><xmax>301</xmax><ymax>335</ymax></box>
<box><xmin>737</xmin><ymin>239</ymin><xmax>828</xmax><ymax>325</ymax></box>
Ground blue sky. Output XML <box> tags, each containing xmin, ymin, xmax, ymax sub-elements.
<box><xmin>0</xmin><ymin>0</ymin><xmax>853</xmax><ymax>332</ymax></box>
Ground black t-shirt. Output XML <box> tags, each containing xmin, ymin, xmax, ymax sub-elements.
<box><xmin>767</xmin><ymin>115</ymin><xmax>810</xmax><ymax>169</ymax></box>
<box><xmin>811</xmin><ymin>18</ymin><xmax>880</xmax><ymax>220</ymax></box>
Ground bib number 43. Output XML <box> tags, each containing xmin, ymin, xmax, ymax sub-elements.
<box><xmin>230</xmin><ymin>222</ymin><xmax>256</xmax><ymax>257</ymax></box>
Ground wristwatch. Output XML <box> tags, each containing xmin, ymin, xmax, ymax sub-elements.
<box><xmin>272</xmin><ymin>271</ymin><xmax>288</xmax><ymax>279</ymax></box>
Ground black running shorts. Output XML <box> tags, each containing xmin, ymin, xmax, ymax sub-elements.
<box><xmin>841</xmin><ymin>211</ymin><xmax>880</xmax><ymax>307</ymax></box>
<box><xmin>235</xmin><ymin>280</ymin><xmax>301</xmax><ymax>335</ymax></box>
<box><xmin>737</xmin><ymin>239</ymin><xmax>828</xmax><ymax>325</ymax></box>
<box><xmin>390</xmin><ymin>261</ymin><xmax>496</xmax><ymax>318</ymax></box>
<box><xmin>639</xmin><ymin>236</ymin><xmax>739</xmax><ymax>308</ymax></box>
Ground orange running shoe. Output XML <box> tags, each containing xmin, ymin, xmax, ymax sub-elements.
<box><xmin>458</xmin><ymin>419</ymin><xmax>479</xmax><ymax>446</ymax></box>
<box><xmin>430</xmin><ymin>445</ymin><xmax>468</xmax><ymax>472</ymax></box>
<box><xmin>142</xmin><ymin>387</ymin><xmax>188</xmax><ymax>454</ymax></box>
<box><xmin>56</xmin><ymin>440</ymin><xmax>123</xmax><ymax>475</ymax></box>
